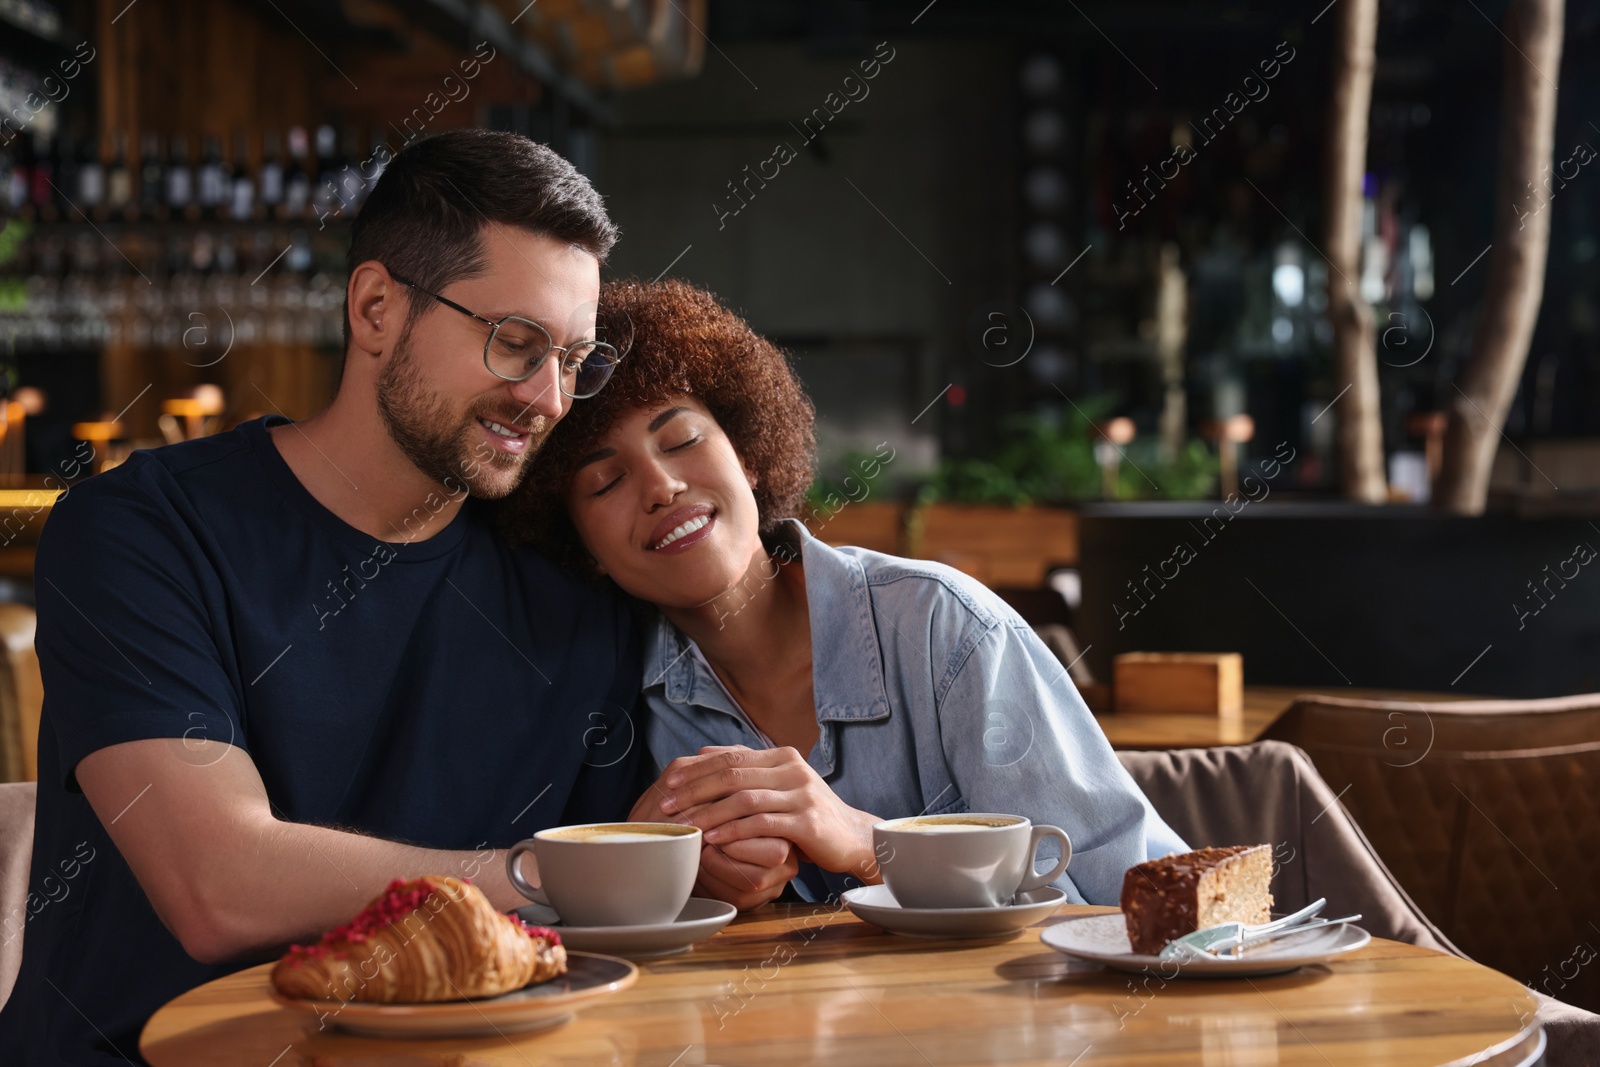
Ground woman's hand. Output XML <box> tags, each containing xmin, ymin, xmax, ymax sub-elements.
<box><xmin>630</xmin><ymin>769</ymin><xmax>799</xmax><ymax>910</ymax></box>
<box><xmin>694</xmin><ymin>837</ymin><xmax>798</xmax><ymax>910</ymax></box>
<box><xmin>655</xmin><ymin>745</ymin><xmax>882</xmax><ymax>882</ymax></box>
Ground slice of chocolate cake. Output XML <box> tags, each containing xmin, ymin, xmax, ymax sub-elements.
<box><xmin>1120</xmin><ymin>845</ymin><xmax>1274</xmax><ymax>955</ymax></box>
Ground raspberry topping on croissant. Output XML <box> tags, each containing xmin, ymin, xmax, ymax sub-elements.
<box><xmin>272</xmin><ymin>876</ymin><xmax>566</xmax><ymax>1003</ymax></box>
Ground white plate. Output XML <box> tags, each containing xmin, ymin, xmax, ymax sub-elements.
<box><xmin>1040</xmin><ymin>912</ymin><xmax>1372</xmax><ymax>977</ymax></box>
<box><xmin>515</xmin><ymin>897</ymin><xmax>737</xmax><ymax>958</ymax></box>
<box><xmin>843</xmin><ymin>884</ymin><xmax>1067</xmax><ymax>938</ymax></box>
<box><xmin>270</xmin><ymin>951</ymin><xmax>636</xmax><ymax>1038</ymax></box>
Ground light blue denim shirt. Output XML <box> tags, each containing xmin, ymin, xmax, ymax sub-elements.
<box><xmin>642</xmin><ymin>519</ymin><xmax>1188</xmax><ymax>905</ymax></box>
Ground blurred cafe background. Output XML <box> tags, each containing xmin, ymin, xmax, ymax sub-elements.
<box><xmin>1</xmin><ymin>0</ymin><xmax>1599</xmax><ymax>1016</ymax></box>
<box><xmin>0</xmin><ymin>0</ymin><xmax>1597</xmax><ymax>689</ymax></box>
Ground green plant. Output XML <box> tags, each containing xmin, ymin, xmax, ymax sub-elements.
<box><xmin>1145</xmin><ymin>439</ymin><xmax>1219</xmax><ymax>500</ymax></box>
<box><xmin>913</xmin><ymin>398</ymin><xmax>1219</xmax><ymax>505</ymax></box>
<box><xmin>917</xmin><ymin>399</ymin><xmax>1112</xmax><ymax>506</ymax></box>
<box><xmin>0</xmin><ymin>220</ymin><xmax>30</xmax><ymax>270</ymax></box>
<box><xmin>806</xmin><ymin>444</ymin><xmax>898</xmax><ymax>515</ymax></box>
<box><xmin>915</xmin><ymin>457</ymin><xmax>1030</xmax><ymax>506</ymax></box>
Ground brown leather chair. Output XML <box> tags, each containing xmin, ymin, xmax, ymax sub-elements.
<box><xmin>0</xmin><ymin>604</ymin><xmax>40</xmax><ymax>784</ymax></box>
<box><xmin>1118</xmin><ymin>741</ymin><xmax>1458</xmax><ymax>954</ymax></box>
<box><xmin>1261</xmin><ymin>693</ymin><xmax>1600</xmax><ymax>1014</ymax></box>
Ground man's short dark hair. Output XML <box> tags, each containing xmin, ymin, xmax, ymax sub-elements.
<box><xmin>341</xmin><ymin>128</ymin><xmax>619</xmax><ymax>363</ymax></box>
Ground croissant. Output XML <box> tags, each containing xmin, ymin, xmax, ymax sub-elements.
<box><xmin>271</xmin><ymin>876</ymin><xmax>566</xmax><ymax>1003</ymax></box>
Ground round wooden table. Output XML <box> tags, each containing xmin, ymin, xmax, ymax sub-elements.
<box><xmin>141</xmin><ymin>904</ymin><xmax>1543</xmax><ymax>1066</ymax></box>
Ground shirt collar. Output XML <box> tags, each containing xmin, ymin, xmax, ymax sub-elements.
<box><xmin>642</xmin><ymin>518</ymin><xmax>893</xmax><ymax>724</ymax></box>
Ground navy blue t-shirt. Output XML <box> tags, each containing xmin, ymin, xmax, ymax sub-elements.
<box><xmin>0</xmin><ymin>415</ymin><xmax>646</xmax><ymax>1065</ymax></box>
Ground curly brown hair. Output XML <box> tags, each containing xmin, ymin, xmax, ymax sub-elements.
<box><xmin>496</xmin><ymin>278</ymin><xmax>817</xmax><ymax>578</ymax></box>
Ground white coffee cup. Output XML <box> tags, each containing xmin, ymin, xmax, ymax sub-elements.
<box><xmin>506</xmin><ymin>822</ymin><xmax>700</xmax><ymax>927</ymax></box>
<box><xmin>874</xmin><ymin>813</ymin><xmax>1071</xmax><ymax>909</ymax></box>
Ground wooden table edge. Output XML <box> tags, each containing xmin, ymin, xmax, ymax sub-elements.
<box><xmin>140</xmin><ymin>906</ymin><xmax>1545</xmax><ymax>1066</ymax></box>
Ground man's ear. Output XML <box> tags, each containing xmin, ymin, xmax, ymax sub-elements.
<box><xmin>347</xmin><ymin>261</ymin><xmax>403</xmax><ymax>358</ymax></box>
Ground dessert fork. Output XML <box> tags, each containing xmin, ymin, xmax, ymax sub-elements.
<box><xmin>1156</xmin><ymin>897</ymin><xmax>1326</xmax><ymax>960</ymax></box>
<box><xmin>1216</xmin><ymin>914</ymin><xmax>1363</xmax><ymax>957</ymax></box>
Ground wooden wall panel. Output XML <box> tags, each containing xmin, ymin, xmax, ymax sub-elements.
<box><xmin>96</xmin><ymin>0</ymin><xmax>324</xmax><ymax>154</ymax></box>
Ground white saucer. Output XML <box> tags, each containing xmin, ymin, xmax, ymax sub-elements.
<box><xmin>514</xmin><ymin>897</ymin><xmax>737</xmax><ymax>958</ymax></box>
<box><xmin>842</xmin><ymin>884</ymin><xmax>1067</xmax><ymax>938</ymax></box>
<box><xmin>1040</xmin><ymin>912</ymin><xmax>1372</xmax><ymax>977</ymax></box>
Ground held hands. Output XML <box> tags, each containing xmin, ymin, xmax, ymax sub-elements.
<box><xmin>626</xmin><ymin>780</ymin><xmax>797</xmax><ymax>910</ymax></box>
<box><xmin>651</xmin><ymin>745</ymin><xmax>883</xmax><ymax>883</ymax></box>
<box><xmin>692</xmin><ymin>837</ymin><xmax>797</xmax><ymax>911</ymax></box>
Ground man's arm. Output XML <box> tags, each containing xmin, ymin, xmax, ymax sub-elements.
<box><xmin>77</xmin><ymin>736</ymin><xmax>528</xmax><ymax>965</ymax></box>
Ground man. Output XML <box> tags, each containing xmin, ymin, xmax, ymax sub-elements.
<box><xmin>0</xmin><ymin>128</ymin><xmax>684</xmax><ymax>1065</ymax></box>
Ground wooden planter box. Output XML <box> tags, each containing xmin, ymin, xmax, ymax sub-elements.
<box><xmin>908</xmin><ymin>504</ymin><xmax>1079</xmax><ymax>588</ymax></box>
<box><xmin>804</xmin><ymin>502</ymin><xmax>1081</xmax><ymax>590</ymax></box>
<box><xmin>803</xmin><ymin>501</ymin><xmax>907</xmax><ymax>556</ymax></box>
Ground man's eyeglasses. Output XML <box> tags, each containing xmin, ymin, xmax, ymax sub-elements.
<box><xmin>389</xmin><ymin>272</ymin><xmax>622</xmax><ymax>399</ymax></box>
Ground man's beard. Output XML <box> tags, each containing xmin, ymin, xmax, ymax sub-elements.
<box><xmin>375</xmin><ymin>331</ymin><xmax>552</xmax><ymax>500</ymax></box>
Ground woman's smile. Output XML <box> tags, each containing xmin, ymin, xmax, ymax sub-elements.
<box><xmin>648</xmin><ymin>505</ymin><xmax>718</xmax><ymax>553</ymax></box>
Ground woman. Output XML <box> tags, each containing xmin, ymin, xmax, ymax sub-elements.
<box><xmin>501</xmin><ymin>278</ymin><xmax>1186</xmax><ymax>908</ymax></box>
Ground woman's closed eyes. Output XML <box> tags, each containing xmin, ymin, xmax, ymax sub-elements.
<box><xmin>587</xmin><ymin>433</ymin><xmax>704</xmax><ymax>497</ymax></box>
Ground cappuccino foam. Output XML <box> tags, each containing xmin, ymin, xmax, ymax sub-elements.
<box><xmin>892</xmin><ymin>816</ymin><xmax>1019</xmax><ymax>832</ymax></box>
<box><xmin>544</xmin><ymin>824</ymin><xmax>697</xmax><ymax>842</ymax></box>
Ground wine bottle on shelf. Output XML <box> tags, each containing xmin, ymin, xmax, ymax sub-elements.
<box><xmin>106</xmin><ymin>131</ymin><xmax>132</xmax><ymax>220</ymax></box>
<box><xmin>55</xmin><ymin>133</ymin><xmax>82</xmax><ymax>218</ymax></box>
<box><xmin>310</xmin><ymin>123</ymin><xmax>338</xmax><ymax>221</ymax></box>
<box><xmin>168</xmin><ymin>135</ymin><xmax>197</xmax><ymax>221</ymax></box>
<box><xmin>139</xmin><ymin>132</ymin><xmax>165</xmax><ymax>220</ymax></box>
<box><xmin>164</xmin><ymin>232</ymin><xmax>188</xmax><ymax>276</ymax></box>
<box><xmin>197</xmin><ymin>133</ymin><xmax>228</xmax><ymax>220</ymax></box>
<box><xmin>282</xmin><ymin>126</ymin><xmax>310</xmax><ymax>220</ymax></box>
<box><xmin>30</xmin><ymin>131</ymin><xmax>57</xmax><ymax>221</ymax></box>
<box><xmin>4</xmin><ymin>137</ymin><xmax>27</xmax><ymax>219</ymax></box>
<box><xmin>228</xmin><ymin>131</ymin><xmax>254</xmax><ymax>222</ymax></box>
<box><xmin>257</xmin><ymin>130</ymin><xmax>284</xmax><ymax>220</ymax></box>
<box><xmin>286</xmin><ymin>228</ymin><xmax>313</xmax><ymax>272</ymax></box>
<box><xmin>333</xmin><ymin>123</ymin><xmax>365</xmax><ymax>215</ymax></box>
<box><xmin>77</xmin><ymin>134</ymin><xmax>106</xmax><ymax>220</ymax></box>
<box><xmin>191</xmin><ymin>228</ymin><xmax>217</xmax><ymax>274</ymax></box>
<box><xmin>217</xmin><ymin>229</ymin><xmax>238</xmax><ymax>273</ymax></box>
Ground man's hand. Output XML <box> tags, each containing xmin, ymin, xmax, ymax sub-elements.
<box><xmin>654</xmin><ymin>746</ymin><xmax>882</xmax><ymax>881</ymax></box>
<box><xmin>630</xmin><ymin>765</ymin><xmax>798</xmax><ymax>909</ymax></box>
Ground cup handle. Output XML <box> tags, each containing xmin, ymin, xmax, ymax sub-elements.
<box><xmin>1018</xmin><ymin>824</ymin><xmax>1072</xmax><ymax>892</ymax></box>
<box><xmin>506</xmin><ymin>840</ymin><xmax>550</xmax><ymax>906</ymax></box>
